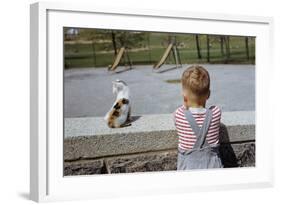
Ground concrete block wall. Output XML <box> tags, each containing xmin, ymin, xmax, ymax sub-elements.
<box><xmin>64</xmin><ymin>111</ymin><xmax>255</xmax><ymax>175</ymax></box>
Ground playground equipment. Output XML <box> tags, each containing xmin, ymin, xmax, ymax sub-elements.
<box><xmin>108</xmin><ymin>47</ymin><xmax>132</xmax><ymax>71</ymax></box>
<box><xmin>153</xmin><ymin>37</ymin><xmax>182</xmax><ymax>70</ymax></box>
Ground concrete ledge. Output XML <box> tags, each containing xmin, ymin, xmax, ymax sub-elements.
<box><xmin>64</xmin><ymin>111</ymin><xmax>255</xmax><ymax>161</ymax></box>
<box><xmin>65</xmin><ymin>111</ymin><xmax>254</xmax><ymax>138</ymax></box>
<box><xmin>64</xmin><ymin>111</ymin><xmax>255</xmax><ymax>175</ymax></box>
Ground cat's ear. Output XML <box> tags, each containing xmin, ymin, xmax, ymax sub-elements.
<box><xmin>112</xmin><ymin>81</ymin><xmax>121</xmax><ymax>94</ymax></box>
<box><xmin>112</xmin><ymin>81</ymin><xmax>120</xmax><ymax>88</ymax></box>
<box><xmin>112</xmin><ymin>81</ymin><xmax>117</xmax><ymax>94</ymax></box>
<box><xmin>113</xmin><ymin>81</ymin><xmax>123</xmax><ymax>90</ymax></box>
<box><xmin>112</xmin><ymin>79</ymin><xmax>120</xmax><ymax>84</ymax></box>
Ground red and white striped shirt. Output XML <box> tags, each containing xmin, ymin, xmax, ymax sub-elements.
<box><xmin>174</xmin><ymin>105</ymin><xmax>221</xmax><ymax>151</ymax></box>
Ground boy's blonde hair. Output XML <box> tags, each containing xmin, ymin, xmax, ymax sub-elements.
<box><xmin>181</xmin><ymin>65</ymin><xmax>210</xmax><ymax>99</ymax></box>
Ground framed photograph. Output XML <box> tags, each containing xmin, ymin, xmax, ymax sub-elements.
<box><xmin>30</xmin><ymin>1</ymin><xmax>274</xmax><ymax>202</ymax></box>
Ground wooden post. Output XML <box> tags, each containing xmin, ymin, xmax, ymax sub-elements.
<box><xmin>175</xmin><ymin>45</ymin><xmax>182</xmax><ymax>67</ymax></box>
<box><xmin>172</xmin><ymin>46</ymin><xmax>179</xmax><ymax>68</ymax></box>
<box><xmin>125</xmin><ymin>49</ymin><xmax>133</xmax><ymax>69</ymax></box>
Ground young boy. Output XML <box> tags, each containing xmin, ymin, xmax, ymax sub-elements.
<box><xmin>174</xmin><ymin>65</ymin><xmax>223</xmax><ymax>170</ymax></box>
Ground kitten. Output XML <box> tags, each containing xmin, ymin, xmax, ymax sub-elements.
<box><xmin>104</xmin><ymin>79</ymin><xmax>131</xmax><ymax>128</ymax></box>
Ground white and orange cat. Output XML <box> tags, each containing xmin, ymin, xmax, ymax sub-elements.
<box><xmin>104</xmin><ymin>79</ymin><xmax>131</xmax><ymax>128</ymax></box>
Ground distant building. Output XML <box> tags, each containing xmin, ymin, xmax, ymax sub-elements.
<box><xmin>65</xmin><ymin>28</ymin><xmax>79</xmax><ymax>40</ymax></box>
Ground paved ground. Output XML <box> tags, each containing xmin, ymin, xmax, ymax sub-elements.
<box><xmin>64</xmin><ymin>64</ymin><xmax>255</xmax><ymax>118</ymax></box>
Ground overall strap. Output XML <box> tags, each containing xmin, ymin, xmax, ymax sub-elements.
<box><xmin>184</xmin><ymin>108</ymin><xmax>213</xmax><ymax>149</ymax></box>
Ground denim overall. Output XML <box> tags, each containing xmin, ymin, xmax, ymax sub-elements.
<box><xmin>177</xmin><ymin>108</ymin><xmax>223</xmax><ymax>170</ymax></box>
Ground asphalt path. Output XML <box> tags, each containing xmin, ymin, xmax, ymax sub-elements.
<box><xmin>64</xmin><ymin>64</ymin><xmax>255</xmax><ymax>118</ymax></box>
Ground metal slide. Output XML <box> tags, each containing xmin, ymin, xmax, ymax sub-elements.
<box><xmin>108</xmin><ymin>47</ymin><xmax>125</xmax><ymax>71</ymax></box>
<box><xmin>153</xmin><ymin>43</ymin><xmax>173</xmax><ymax>69</ymax></box>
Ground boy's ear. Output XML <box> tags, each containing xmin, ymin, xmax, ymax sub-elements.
<box><xmin>207</xmin><ymin>90</ymin><xmax>211</xmax><ymax>99</ymax></box>
<box><xmin>183</xmin><ymin>94</ymin><xmax>188</xmax><ymax>103</ymax></box>
<box><xmin>182</xmin><ymin>91</ymin><xmax>188</xmax><ymax>102</ymax></box>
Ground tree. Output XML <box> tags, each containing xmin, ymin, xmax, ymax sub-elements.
<box><xmin>206</xmin><ymin>35</ymin><xmax>210</xmax><ymax>62</ymax></box>
<box><xmin>111</xmin><ymin>31</ymin><xmax>117</xmax><ymax>56</ymax></box>
<box><xmin>245</xmin><ymin>36</ymin><xmax>249</xmax><ymax>60</ymax></box>
<box><xmin>114</xmin><ymin>31</ymin><xmax>146</xmax><ymax>49</ymax></box>
<box><xmin>102</xmin><ymin>30</ymin><xmax>146</xmax><ymax>57</ymax></box>
<box><xmin>195</xmin><ymin>34</ymin><xmax>202</xmax><ymax>59</ymax></box>
<box><xmin>220</xmin><ymin>36</ymin><xmax>224</xmax><ymax>57</ymax></box>
<box><xmin>223</xmin><ymin>36</ymin><xmax>231</xmax><ymax>63</ymax></box>
<box><xmin>72</xmin><ymin>28</ymin><xmax>102</xmax><ymax>66</ymax></box>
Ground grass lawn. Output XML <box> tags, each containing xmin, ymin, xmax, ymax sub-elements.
<box><xmin>64</xmin><ymin>32</ymin><xmax>255</xmax><ymax>69</ymax></box>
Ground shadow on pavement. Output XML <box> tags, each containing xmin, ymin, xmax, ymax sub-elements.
<box><xmin>154</xmin><ymin>66</ymin><xmax>181</xmax><ymax>74</ymax></box>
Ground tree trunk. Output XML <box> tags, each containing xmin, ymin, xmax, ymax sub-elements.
<box><xmin>147</xmin><ymin>34</ymin><xmax>152</xmax><ymax>64</ymax></box>
<box><xmin>220</xmin><ymin>36</ymin><xmax>224</xmax><ymax>57</ymax></box>
<box><xmin>195</xmin><ymin>34</ymin><xmax>202</xmax><ymax>59</ymax></box>
<box><xmin>245</xmin><ymin>37</ymin><xmax>249</xmax><ymax>60</ymax></box>
<box><xmin>225</xmin><ymin>36</ymin><xmax>230</xmax><ymax>63</ymax></box>
<box><xmin>227</xmin><ymin>36</ymin><xmax>230</xmax><ymax>58</ymax></box>
<box><xmin>111</xmin><ymin>31</ymin><xmax>117</xmax><ymax>56</ymax></box>
<box><xmin>206</xmin><ymin>35</ymin><xmax>210</xmax><ymax>63</ymax></box>
<box><xmin>91</xmin><ymin>41</ymin><xmax>96</xmax><ymax>67</ymax></box>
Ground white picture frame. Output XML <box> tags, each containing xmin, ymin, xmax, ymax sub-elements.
<box><xmin>30</xmin><ymin>1</ymin><xmax>274</xmax><ymax>202</ymax></box>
